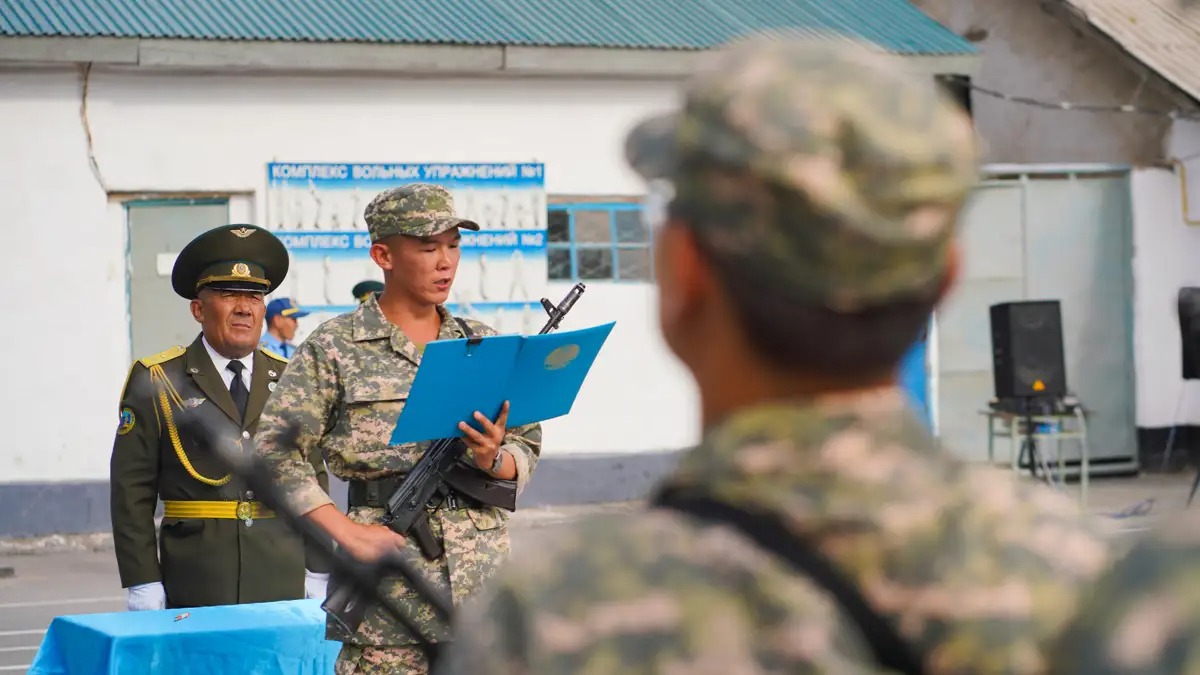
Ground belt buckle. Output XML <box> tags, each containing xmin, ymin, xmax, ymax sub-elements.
<box><xmin>236</xmin><ymin>501</ymin><xmax>254</xmax><ymax>526</ymax></box>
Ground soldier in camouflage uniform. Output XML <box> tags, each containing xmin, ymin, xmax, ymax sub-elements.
<box><xmin>1048</xmin><ymin>508</ymin><xmax>1200</xmax><ymax>674</ymax></box>
<box><xmin>437</xmin><ymin>35</ymin><xmax>1114</xmax><ymax>674</ymax></box>
<box><xmin>253</xmin><ymin>183</ymin><xmax>542</xmax><ymax>675</ymax></box>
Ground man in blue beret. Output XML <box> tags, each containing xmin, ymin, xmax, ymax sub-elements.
<box><xmin>260</xmin><ymin>297</ymin><xmax>310</xmax><ymax>359</ymax></box>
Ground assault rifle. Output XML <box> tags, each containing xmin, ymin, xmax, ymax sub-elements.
<box><xmin>322</xmin><ymin>283</ymin><xmax>587</xmax><ymax>633</ymax></box>
<box><xmin>234</xmin><ymin>445</ymin><xmax>453</xmax><ymax>666</ymax></box>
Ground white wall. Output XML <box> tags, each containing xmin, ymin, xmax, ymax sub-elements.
<box><xmin>1132</xmin><ymin>119</ymin><xmax>1200</xmax><ymax>427</ymax></box>
<box><xmin>538</xmin><ymin>282</ymin><xmax>698</xmax><ymax>455</ymax></box>
<box><xmin>0</xmin><ymin>68</ymin><xmax>128</xmax><ymax>484</ymax></box>
<box><xmin>0</xmin><ymin>66</ymin><xmax>698</xmax><ymax>483</ymax></box>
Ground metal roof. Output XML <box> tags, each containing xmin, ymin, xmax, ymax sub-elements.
<box><xmin>0</xmin><ymin>0</ymin><xmax>976</xmax><ymax>55</ymax></box>
<box><xmin>1056</xmin><ymin>0</ymin><xmax>1200</xmax><ymax>103</ymax></box>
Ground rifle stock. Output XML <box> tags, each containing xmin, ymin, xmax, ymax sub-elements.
<box><xmin>443</xmin><ymin>460</ymin><xmax>517</xmax><ymax>512</ymax></box>
<box><xmin>245</xmin><ymin>457</ymin><xmax>452</xmax><ymax>659</ymax></box>
<box><xmin>322</xmin><ymin>283</ymin><xmax>587</xmax><ymax>633</ymax></box>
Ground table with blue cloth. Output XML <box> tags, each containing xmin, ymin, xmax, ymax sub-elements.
<box><xmin>28</xmin><ymin>599</ymin><xmax>341</xmax><ymax>675</ymax></box>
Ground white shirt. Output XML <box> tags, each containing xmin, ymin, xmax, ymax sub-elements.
<box><xmin>201</xmin><ymin>335</ymin><xmax>254</xmax><ymax>391</ymax></box>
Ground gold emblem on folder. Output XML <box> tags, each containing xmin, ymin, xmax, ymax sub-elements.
<box><xmin>544</xmin><ymin>344</ymin><xmax>580</xmax><ymax>371</ymax></box>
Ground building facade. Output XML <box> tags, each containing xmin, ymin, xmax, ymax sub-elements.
<box><xmin>1</xmin><ymin>0</ymin><xmax>982</xmax><ymax>536</ymax></box>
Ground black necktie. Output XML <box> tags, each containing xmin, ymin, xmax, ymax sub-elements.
<box><xmin>227</xmin><ymin>361</ymin><xmax>249</xmax><ymax>421</ymax></box>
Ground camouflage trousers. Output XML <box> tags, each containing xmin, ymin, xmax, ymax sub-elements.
<box><xmin>335</xmin><ymin>644</ymin><xmax>429</xmax><ymax>675</ymax></box>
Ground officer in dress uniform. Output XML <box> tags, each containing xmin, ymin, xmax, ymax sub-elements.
<box><xmin>110</xmin><ymin>224</ymin><xmax>332</xmax><ymax>611</ymax></box>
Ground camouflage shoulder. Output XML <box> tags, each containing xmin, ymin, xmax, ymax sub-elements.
<box><xmin>456</xmin><ymin>316</ymin><xmax>499</xmax><ymax>338</ymax></box>
<box><xmin>454</xmin><ymin>509</ymin><xmax>874</xmax><ymax>673</ymax></box>
<box><xmin>306</xmin><ymin>310</ymin><xmax>356</xmax><ymax>343</ymax></box>
<box><xmin>259</xmin><ymin>346</ymin><xmax>289</xmax><ymax>364</ymax></box>
<box><xmin>1047</xmin><ymin>510</ymin><xmax>1200</xmax><ymax>673</ymax></box>
<box><xmin>136</xmin><ymin>345</ymin><xmax>186</xmax><ymax>368</ymax></box>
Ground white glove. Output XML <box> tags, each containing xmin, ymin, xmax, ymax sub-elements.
<box><xmin>126</xmin><ymin>582</ymin><xmax>166</xmax><ymax>611</ymax></box>
<box><xmin>304</xmin><ymin>570</ymin><xmax>330</xmax><ymax>600</ymax></box>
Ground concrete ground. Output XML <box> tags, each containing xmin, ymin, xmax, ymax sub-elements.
<box><xmin>0</xmin><ymin>474</ymin><xmax>1195</xmax><ymax>672</ymax></box>
<box><xmin>0</xmin><ymin>502</ymin><xmax>640</xmax><ymax>672</ymax></box>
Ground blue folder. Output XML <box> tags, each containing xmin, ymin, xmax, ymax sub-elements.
<box><xmin>389</xmin><ymin>321</ymin><xmax>616</xmax><ymax>444</ymax></box>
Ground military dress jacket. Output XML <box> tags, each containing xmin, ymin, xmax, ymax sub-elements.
<box><xmin>109</xmin><ymin>335</ymin><xmax>331</xmax><ymax>609</ymax></box>
<box><xmin>254</xmin><ymin>294</ymin><xmax>543</xmax><ymax>648</ymax></box>
<box><xmin>440</xmin><ymin>389</ymin><xmax>1114</xmax><ymax>675</ymax></box>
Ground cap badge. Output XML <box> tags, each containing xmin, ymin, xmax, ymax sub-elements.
<box><xmin>231</xmin><ymin>263</ymin><xmax>251</xmax><ymax>278</ymax></box>
<box><xmin>230</xmin><ymin>227</ymin><xmax>256</xmax><ymax>238</ymax></box>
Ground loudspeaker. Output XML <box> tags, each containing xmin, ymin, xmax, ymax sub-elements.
<box><xmin>1179</xmin><ymin>287</ymin><xmax>1200</xmax><ymax>380</ymax></box>
<box><xmin>990</xmin><ymin>300</ymin><xmax>1067</xmax><ymax>399</ymax></box>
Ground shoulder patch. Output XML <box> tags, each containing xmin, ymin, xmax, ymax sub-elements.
<box><xmin>259</xmin><ymin>346</ymin><xmax>289</xmax><ymax>363</ymax></box>
<box><xmin>116</xmin><ymin>407</ymin><xmax>136</xmax><ymax>435</ymax></box>
<box><xmin>137</xmin><ymin>345</ymin><xmax>186</xmax><ymax>369</ymax></box>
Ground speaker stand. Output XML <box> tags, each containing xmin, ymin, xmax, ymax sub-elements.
<box><xmin>1162</xmin><ymin>384</ymin><xmax>1188</xmax><ymax>472</ymax></box>
<box><xmin>1016</xmin><ymin>397</ymin><xmax>1047</xmax><ymax>482</ymax></box>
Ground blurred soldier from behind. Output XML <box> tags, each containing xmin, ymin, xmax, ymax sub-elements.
<box><xmin>439</xmin><ymin>34</ymin><xmax>1112</xmax><ymax>675</ymax></box>
<box><xmin>1048</xmin><ymin>507</ymin><xmax>1200</xmax><ymax>674</ymax></box>
<box><xmin>352</xmin><ymin>279</ymin><xmax>385</xmax><ymax>305</ymax></box>
<box><xmin>110</xmin><ymin>224</ymin><xmax>331</xmax><ymax>611</ymax></box>
<box><xmin>260</xmin><ymin>296</ymin><xmax>310</xmax><ymax>359</ymax></box>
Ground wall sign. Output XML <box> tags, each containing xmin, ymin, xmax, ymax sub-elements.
<box><xmin>265</xmin><ymin>162</ymin><xmax>548</xmax><ymax>336</ymax></box>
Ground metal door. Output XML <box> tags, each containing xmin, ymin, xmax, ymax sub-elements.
<box><xmin>127</xmin><ymin>199</ymin><xmax>230</xmax><ymax>360</ymax></box>
<box><xmin>935</xmin><ymin>169</ymin><xmax>1137</xmax><ymax>474</ymax></box>
<box><xmin>1024</xmin><ymin>172</ymin><xmax>1136</xmax><ymax>472</ymax></box>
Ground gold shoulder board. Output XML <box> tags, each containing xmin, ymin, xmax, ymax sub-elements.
<box><xmin>260</xmin><ymin>346</ymin><xmax>289</xmax><ymax>363</ymax></box>
<box><xmin>119</xmin><ymin>345</ymin><xmax>183</xmax><ymax>400</ymax></box>
<box><xmin>138</xmin><ymin>345</ymin><xmax>186</xmax><ymax>369</ymax></box>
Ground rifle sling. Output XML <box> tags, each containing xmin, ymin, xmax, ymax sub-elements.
<box><xmin>454</xmin><ymin>316</ymin><xmax>479</xmax><ymax>343</ymax></box>
<box><xmin>652</xmin><ymin>490</ymin><xmax>926</xmax><ymax>675</ymax></box>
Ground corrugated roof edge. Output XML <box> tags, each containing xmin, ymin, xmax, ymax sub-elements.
<box><xmin>0</xmin><ymin>29</ymin><xmax>977</xmax><ymax>56</ymax></box>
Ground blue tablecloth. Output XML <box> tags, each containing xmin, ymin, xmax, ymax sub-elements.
<box><xmin>28</xmin><ymin>599</ymin><xmax>341</xmax><ymax>675</ymax></box>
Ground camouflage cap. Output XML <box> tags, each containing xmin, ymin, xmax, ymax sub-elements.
<box><xmin>626</xmin><ymin>33</ymin><xmax>980</xmax><ymax>311</ymax></box>
<box><xmin>363</xmin><ymin>183</ymin><xmax>479</xmax><ymax>243</ymax></box>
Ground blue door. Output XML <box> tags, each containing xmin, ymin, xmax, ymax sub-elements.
<box><xmin>899</xmin><ymin>321</ymin><xmax>931</xmax><ymax>428</ymax></box>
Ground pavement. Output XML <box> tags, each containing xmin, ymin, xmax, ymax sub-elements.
<box><xmin>0</xmin><ymin>473</ymin><xmax>1195</xmax><ymax>672</ymax></box>
<box><xmin>0</xmin><ymin>502</ymin><xmax>641</xmax><ymax>672</ymax></box>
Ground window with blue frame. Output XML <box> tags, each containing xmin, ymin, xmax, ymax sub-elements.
<box><xmin>547</xmin><ymin>203</ymin><xmax>653</xmax><ymax>282</ymax></box>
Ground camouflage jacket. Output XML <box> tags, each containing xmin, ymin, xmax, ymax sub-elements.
<box><xmin>1048</xmin><ymin>507</ymin><xmax>1200</xmax><ymax>674</ymax></box>
<box><xmin>253</xmin><ymin>294</ymin><xmax>542</xmax><ymax>647</ymax></box>
<box><xmin>438</xmin><ymin>389</ymin><xmax>1111</xmax><ymax>674</ymax></box>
